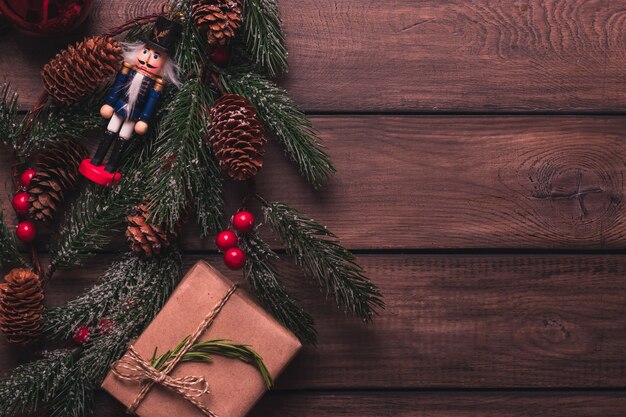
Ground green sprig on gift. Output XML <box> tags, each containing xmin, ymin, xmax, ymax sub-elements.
<box><xmin>150</xmin><ymin>337</ymin><xmax>273</xmax><ymax>389</ymax></box>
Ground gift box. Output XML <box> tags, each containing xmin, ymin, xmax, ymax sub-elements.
<box><xmin>102</xmin><ymin>261</ymin><xmax>302</xmax><ymax>417</ymax></box>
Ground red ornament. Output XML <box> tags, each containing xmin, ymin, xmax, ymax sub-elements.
<box><xmin>73</xmin><ymin>325</ymin><xmax>91</xmax><ymax>346</ymax></box>
<box><xmin>12</xmin><ymin>192</ymin><xmax>30</xmax><ymax>215</ymax></box>
<box><xmin>20</xmin><ymin>169</ymin><xmax>36</xmax><ymax>188</ymax></box>
<box><xmin>0</xmin><ymin>0</ymin><xmax>95</xmax><ymax>36</ymax></box>
<box><xmin>224</xmin><ymin>247</ymin><xmax>246</xmax><ymax>270</ymax></box>
<box><xmin>215</xmin><ymin>230</ymin><xmax>238</xmax><ymax>252</ymax></box>
<box><xmin>232</xmin><ymin>211</ymin><xmax>255</xmax><ymax>233</ymax></box>
<box><xmin>210</xmin><ymin>46</ymin><xmax>230</xmax><ymax>66</ymax></box>
<box><xmin>15</xmin><ymin>221</ymin><xmax>36</xmax><ymax>243</ymax></box>
<box><xmin>97</xmin><ymin>319</ymin><xmax>114</xmax><ymax>335</ymax></box>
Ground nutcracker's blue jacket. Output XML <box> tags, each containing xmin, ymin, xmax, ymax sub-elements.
<box><xmin>104</xmin><ymin>62</ymin><xmax>164</xmax><ymax>122</ymax></box>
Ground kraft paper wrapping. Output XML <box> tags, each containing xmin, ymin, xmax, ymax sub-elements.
<box><xmin>102</xmin><ymin>261</ymin><xmax>302</xmax><ymax>417</ymax></box>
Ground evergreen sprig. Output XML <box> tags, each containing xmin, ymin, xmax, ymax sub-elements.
<box><xmin>151</xmin><ymin>337</ymin><xmax>273</xmax><ymax>389</ymax></box>
<box><xmin>174</xmin><ymin>2</ymin><xmax>209</xmax><ymax>78</ymax></box>
<box><xmin>221</xmin><ymin>71</ymin><xmax>335</xmax><ymax>189</ymax></box>
<box><xmin>45</xmin><ymin>368</ymin><xmax>93</xmax><ymax>417</ymax></box>
<box><xmin>241</xmin><ymin>231</ymin><xmax>317</xmax><ymax>344</ymax></box>
<box><xmin>49</xmin><ymin>182</ymin><xmax>140</xmax><ymax>270</ymax></box>
<box><xmin>142</xmin><ymin>78</ymin><xmax>223</xmax><ymax>233</ymax></box>
<box><xmin>0</xmin><ymin>350</ymin><xmax>75</xmax><ymax>416</ymax></box>
<box><xmin>240</xmin><ymin>0</ymin><xmax>288</xmax><ymax>76</ymax></box>
<box><xmin>262</xmin><ymin>201</ymin><xmax>384</xmax><ymax>321</ymax></box>
<box><xmin>0</xmin><ymin>206</ymin><xmax>25</xmax><ymax>268</ymax></box>
<box><xmin>0</xmin><ymin>81</ymin><xmax>19</xmax><ymax>147</ymax></box>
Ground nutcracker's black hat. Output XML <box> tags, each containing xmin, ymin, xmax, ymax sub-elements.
<box><xmin>144</xmin><ymin>16</ymin><xmax>182</xmax><ymax>56</ymax></box>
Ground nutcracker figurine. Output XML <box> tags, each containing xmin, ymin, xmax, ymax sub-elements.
<box><xmin>79</xmin><ymin>16</ymin><xmax>182</xmax><ymax>186</ymax></box>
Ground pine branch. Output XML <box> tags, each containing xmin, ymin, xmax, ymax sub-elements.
<box><xmin>240</xmin><ymin>231</ymin><xmax>317</xmax><ymax>344</ymax></box>
<box><xmin>0</xmin><ymin>81</ymin><xmax>20</xmax><ymax>148</ymax></box>
<box><xmin>49</xmin><ymin>182</ymin><xmax>140</xmax><ymax>271</ymax></box>
<box><xmin>174</xmin><ymin>1</ymin><xmax>208</xmax><ymax>78</ymax></box>
<box><xmin>45</xmin><ymin>370</ymin><xmax>93</xmax><ymax>417</ymax></box>
<box><xmin>151</xmin><ymin>337</ymin><xmax>273</xmax><ymax>389</ymax></box>
<box><xmin>75</xmin><ymin>249</ymin><xmax>183</xmax><ymax>383</ymax></box>
<box><xmin>262</xmin><ymin>201</ymin><xmax>384</xmax><ymax>322</ymax></box>
<box><xmin>0</xmin><ymin>206</ymin><xmax>26</xmax><ymax>268</ymax></box>
<box><xmin>221</xmin><ymin>71</ymin><xmax>335</xmax><ymax>189</ymax></box>
<box><xmin>240</xmin><ymin>0</ymin><xmax>288</xmax><ymax>76</ymax></box>
<box><xmin>142</xmin><ymin>79</ymin><xmax>223</xmax><ymax>233</ymax></box>
<box><xmin>0</xmin><ymin>350</ymin><xmax>74</xmax><ymax>416</ymax></box>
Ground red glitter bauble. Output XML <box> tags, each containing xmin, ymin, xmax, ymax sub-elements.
<box><xmin>0</xmin><ymin>0</ymin><xmax>95</xmax><ymax>36</ymax></box>
<box><xmin>215</xmin><ymin>230</ymin><xmax>238</xmax><ymax>252</ymax></box>
<box><xmin>73</xmin><ymin>325</ymin><xmax>91</xmax><ymax>345</ymax></box>
<box><xmin>210</xmin><ymin>46</ymin><xmax>230</xmax><ymax>66</ymax></box>
<box><xmin>232</xmin><ymin>211</ymin><xmax>255</xmax><ymax>234</ymax></box>
<box><xmin>16</xmin><ymin>221</ymin><xmax>36</xmax><ymax>243</ymax></box>
<box><xmin>20</xmin><ymin>169</ymin><xmax>36</xmax><ymax>188</ymax></box>
<box><xmin>224</xmin><ymin>247</ymin><xmax>246</xmax><ymax>270</ymax></box>
<box><xmin>12</xmin><ymin>192</ymin><xmax>31</xmax><ymax>215</ymax></box>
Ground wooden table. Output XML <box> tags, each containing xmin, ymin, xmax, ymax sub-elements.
<box><xmin>2</xmin><ymin>1</ymin><xmax>626</xmax><ymax>415</ymax></box>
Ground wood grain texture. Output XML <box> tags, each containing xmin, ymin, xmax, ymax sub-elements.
<box><xmin>3</xmin><ymin>116</ymin><xmax>625</xmax><ymax>250</ymax></box>
<box><xmin>3</xmin><ymin>0</ymin><xmax>626</xmax><ymax>111</ymax></box>
<box><xmin>92</xmin><ymin>391</ymin><xmax>626</xmax><ymax>417</ymax></box>
<box><xmin>2</xmin><ymin>254</ymin><xmax>625</xmax><ymax>389</ymax></box>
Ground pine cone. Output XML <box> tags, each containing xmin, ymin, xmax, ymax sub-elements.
<box><xmin>208</xmin><ymin>94</ymin><xmax>266</xmax><ymax>181</ymax></box>
<box><xmin>42</xmin><ymin>36</ymin><xmax>123</xmax><ymax>105</ymax></box>
<box><xmin>28</xmin><ymin>139</ymin><xmax>88</xmax><ymax>222</ymax></box>
<box><xmin>0</xmin><ymin>269</ymin><xmax>44</xmax><ymax>344</ymax></box>
<box><xmin>126</xmin><ymin>205</ymin><xmax>175</xmax><ymax>257</ymax></box>
<box><xmin>193</xmin><ymin>0</ymin><xmax>243</xmax><ymax>47</ymax></box>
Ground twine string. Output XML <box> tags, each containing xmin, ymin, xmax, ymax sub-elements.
<box><xmin>111</xmin><ymin>285</ymin><xmax>239</xmax><ymax>416</ymax></box>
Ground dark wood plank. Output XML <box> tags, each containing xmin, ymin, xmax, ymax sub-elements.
<box><xmin>93</xmin><ymin>391</ymin><xmax>626</xmax><ymax>417</ymax></box>
<box><xmin>2</xmin><ymin>254</ymin><xmax>626</xmax><ymax>389</ymax></box>
<box><xmin>3</xmin><ymin>116</ymin><xmax>626</xmax><ymax>249</ymax></box>
<box><xmin>2</xmin><ymin>0</ymin><xmax>626</xmax><ymax>112</ymax></box>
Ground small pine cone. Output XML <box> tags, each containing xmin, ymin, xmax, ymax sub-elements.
<box><xmin>0</xmin><ymin>269</ymin><xmax>44</xmax><ymax>344</ymax></box>
<box><xmin>28</xmin><ymin>139</ymin><xmax>88</xmax><ymax>222</ymax></box>
<box><xmin>193</xmin><ymin>0</ymin><xmax>243</xmax><ymax>47</ymax></box>
<box><xmin>208</xmin><ymin>94</ymin><xmax>266</xmax><ymax>181</ymax></box>
<box><xmin>42</xmin><ymin>36</ymin><xmax>123</xmax><ymax>105</ymax></box>
<box><xmin>126</xmin><ymin>205</ymin><xmax>175</xmax><ymax>257</ymax></box>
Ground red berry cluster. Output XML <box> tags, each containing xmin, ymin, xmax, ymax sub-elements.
<box><xmin>215</xmin><ymin>211</ymin><xmax>255</xmax><ymax>270</ymax></box>
<box><xmin>72</xmin><ymin>319</ymin><xmax>115</xmax><ymax>346</ymax></box>
<box><xmin>13</xmin><ymin>169</ymin><xmax>37</xmax><ymax>243</ymax></box>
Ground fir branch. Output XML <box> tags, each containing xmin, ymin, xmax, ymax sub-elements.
<box><xmin>20</xmin><ymin>97</ymin><xmax>103</xmax><ymax>158</ymax></box>
<box><xmin>45</xmin><ymin>370</ymin><xmax>93</xmax><ymax>417</ymax></box>
<box><xmin>174</xmin><ymin>2</ymin><xmax>208</xmax><ymax>78</ymax></box>
<box><xmin>240</xmin><ymin>0</ymin><xmax>288</xmax><ymax>76</ymax></box>
<box><xmin>150</xmin><ymin>337</ymin><xmax>273</xmax><ymax>389</ymax></box>
<box><xmin>0</xmin><ymin>81</ymin><xmax>20</xmax><ymax>147</ymax></box>
<box><xmin>142</xmin><ymin>79</ymin><xmax>223</xmax><ymax>233</ymax></box>
<box><xmin>262</xmin><ymin>201</ymin><xmax>384</xmax><ymax>322</ymax></box>
<box><xmin>49</xmin><ymin>181</ymin><xmax>140</xmax><ymax>271</ymax></box>
<box><xmin>76</xmin><ymin>249</ymin><xmax>183</xmax><ymax>383</ymax></box>
<box><xmin>240</xmin><ymin>231</ymin><xmax>317</xmax><ymax>344</ymax></box>
<box><xmin>221</xmin><ymin>71</ymin><xmax>335</xmax><ymax>189</ymax></box>
<box><xmin>0</xmin><ymin>350</ymin><xmax>74</xmax><ymax>417</ymax></box>
<box><xmin>0</xmin><ymin>206</ymin><xmax>26</xmax><ymax>268</ymax></box>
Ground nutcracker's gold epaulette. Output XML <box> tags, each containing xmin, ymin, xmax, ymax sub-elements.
<box><xmin>121</xmin><ymin>62</ymin><xmax>133</xmax><ymax>75</ymax></box>
<box><xmin>154</xmin><ymin>78</ymin><xmax>165</xmax><ymax>91</ymax></box>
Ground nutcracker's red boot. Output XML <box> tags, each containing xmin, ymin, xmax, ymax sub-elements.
<box><xmin>79</xmin><ymin>159</ymin><xmax>122</xmax><ymax>186</ymax></box>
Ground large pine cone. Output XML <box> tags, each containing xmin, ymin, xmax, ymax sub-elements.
<box><xmin>193</xmin><ymin>0</ymin><xmax>243</xmax><ymax>47</ymax></box>
<box><xmin>42</xmin><ymin>36</ymin><xmax>123</xmax><ymax>105</ymax></box>
<box><xmin>126</xmin><ymin>205</ymin><xmax>175</xmax><ymax>257</ymax></box>
<box><xmin>28</xmin><ymin>139</ymin><xmax>88</xmax><ymax>222</ymax></box>
<box><xmin>208</xmin><ymin>94</ymin><xmax>266</xmax><ymax>181</ymax></box>
<box><xmin>0</xmin><ymin>269</ymin><xmax>44</xmax><ymax>344</ymax></box>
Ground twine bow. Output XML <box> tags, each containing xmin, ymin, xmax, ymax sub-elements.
<box><xmin>111</xmin><ymin>285</ymin><xmax>239</xmax><ymax>417</ymax></box>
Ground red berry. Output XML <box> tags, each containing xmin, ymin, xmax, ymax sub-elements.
<box><xmin>16</xmin><ymin>221</ymin><xmax>36</xmax><ymax>243</ymax></box>
<box><xmin>232</xmin><ymin>211</ymin><xmax>255</xmax><ymax>233</ymax></box>
<box><xmin>215</xmin><ymin>230</ymin><xmax>238</xmax><ymax>252</ymax></box>
<box><xmin>12</xmin><ymin>192</ymin><xmax>30</xmax><ymax>215</ymax></box>
<box><xmin>20</xmin><ymin>169</ymin><xmax>36</xmax><ymax>188</ymax></box>
<box><xmin>210</xmin><ymin>46</ymin><xmax>230</xmax><ymax>66</ymax></box>
<box><xmin>224</xmin><ymin>247</ymin><xmax>246</xmax><ymax>270</ymax></box>
<box><xmin>73</xmin><ymin>325</ymin><xmax>91</xmax><ymax>346</ymax></box>
<box><xmin>97</xmin><ymin>319</ymin><xmax>114</xmax><ymax>335</ymax></box>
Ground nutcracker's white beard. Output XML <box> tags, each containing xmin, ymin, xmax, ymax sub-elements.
<box><xmin>125</xmin><ymin>72</ymin><xmax>145</xmax><ymax>119</ymax></box>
